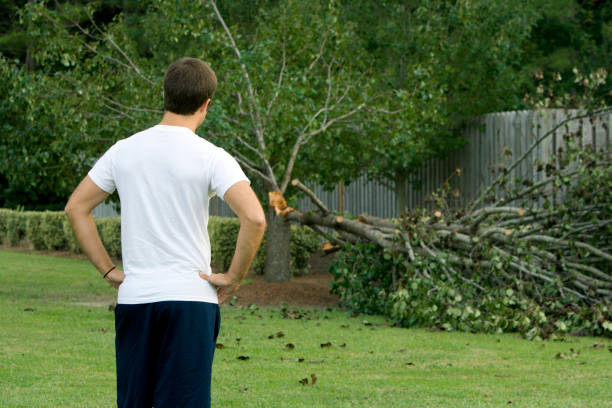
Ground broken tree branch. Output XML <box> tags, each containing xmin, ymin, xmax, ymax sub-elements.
<box><xmin>291</xmin><ymin>179</ymin><xmax>330</xmax><ymax>215</ymax></box>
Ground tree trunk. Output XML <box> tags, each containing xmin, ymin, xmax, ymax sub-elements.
<box><xmin>264</xmin><ymin>206</ymin><xmax>292</xmax><ymax>282</ymax></box>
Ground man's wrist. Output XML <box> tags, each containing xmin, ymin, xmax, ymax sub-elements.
<box><xmin>103</xmin><ymin>265</ymin><xmax>117</xmax><ymax>279</ymax></box>
<box><xmin>226</xmin><ymin>270</ymin><xmax>244</xmax><ymax>286</ymax></box>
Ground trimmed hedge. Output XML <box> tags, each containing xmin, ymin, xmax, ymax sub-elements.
<box><xmin>6</xmin><ymin>211</ymin><xmax>27</xmax><ymax>246</ymax></box>
<box><xmin>0</xmin><ymin>209</ymin><xmax>320</xmax><ymax>275</ymax></box>
<box><xmin>41</xmin><ymin>212</ymin><xmax>67</xmax><ymax>250</ymax></box>
<box><xmin>0</xmin><ymin>209</ymin><xmax>9</xmax><ymax>238</ymax></box>
<box><xmin>25</xmin><ymin>211</ymin><xmax>45</xmax><ymax>250</ymax></box>
<box><xmin>209</xmin><ymin>216</ymin><xmax>320</xmax><ymax>276</ymax></box>
<box><xmin>95</xmin><ymin>218</ymin><xmax>121</xmax><ymax>258</ymax></box>
<box><xmin>63</xmin><ymin>218</ymin><xmax>81</xmax><ymax>253</ymax></box>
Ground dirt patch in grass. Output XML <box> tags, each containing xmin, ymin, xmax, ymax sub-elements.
<box><xmin>223</xmin><ymin>250</ymin><xmax>339</xmax><ymax>308</ymax></box>
<box><xmin>74</xmin><ymin>300</ymin><xmax>115</xmax><ymax>308</ymax></box>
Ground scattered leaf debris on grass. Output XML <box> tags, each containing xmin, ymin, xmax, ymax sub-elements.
<box><xmin>285</xmin><ymin>343</ymin><xmax>295</xmax><ymax>350</ymax></box>
<box><xmin>89</xmin><ymin>328</ymin><xmax>108</xmax><ymax>334</ymax></box>
<box><xmin>298</xmin><ymin>374</ymin><xmax>318</xmax><ymax>386</ymax></box>
<box><xmin>215</xmin><ymin>343</ymin><xmax>225</xmax><ymax>349</ymax></box>
<box><xmin>320</xmin><ymin>342</ymin><xmax>331</xmax><ymax>348</ymax></box>
<box><xmin>269</xmin><ymin>331</ymin><xmax>285</xmax><ymax>339</ymax></box>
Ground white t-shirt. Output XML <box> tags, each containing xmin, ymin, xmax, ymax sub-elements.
<box><xmin>88</xmin><ymin>124</ymin><xmax>249</xmax><ymax>305</ymax></box>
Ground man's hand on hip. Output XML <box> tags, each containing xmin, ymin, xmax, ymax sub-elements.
<box><xmin>105</xmin><ymin>268</ymin><xmax>125</xmax><ymax>289</ymax></box>
<box><xmin>199</xmin><ymin>271</ymin><xmax>240</xmax><ymax>304</ymax></box>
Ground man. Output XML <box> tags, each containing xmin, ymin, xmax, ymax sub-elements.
<box><xmin>65</xmin><ymin>57</ymin><xmax>266</xmax><ymax>408</ymax></box>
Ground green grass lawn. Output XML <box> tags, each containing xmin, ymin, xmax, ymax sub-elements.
<box><xmin>1</xmin><ymin>249</ymin><xmax>611</xmax><ymax>408</ymax></box>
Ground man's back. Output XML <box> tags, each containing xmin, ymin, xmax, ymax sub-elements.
<box><xmin>65</xmin><ymin>57</ymin><xmax>265</xmax><ymax>408</ymax></box>
<box><xmin>89</xmin><ymin>124</ymin><xmax>248</xmax><ymax>304</ymax></box>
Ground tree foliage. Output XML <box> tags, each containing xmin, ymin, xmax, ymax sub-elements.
<box><xmin>336</xmin><ymin>0</ymin><xmax>544</xmax><ymax>211</ymax></box>
<box><xmin>1</xmin><ymin>0</ymin><xmax>611</xmax><ymax>210</ymax></box>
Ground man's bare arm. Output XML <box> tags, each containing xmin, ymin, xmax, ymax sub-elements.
<box><xmin>199</xmin><ymin>181</ymin><xmax>266</xmax><ymax>303</ymax></box>
<box><xmin>64</xmin><ymin>176</ymin><xmax>124</xmax><ymax>288</ymax></box>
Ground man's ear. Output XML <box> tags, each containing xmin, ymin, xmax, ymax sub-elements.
<box><xmin>201</xmin><ymin>98</ymin><xmax>211</xmax><ymax>113</ymax></box>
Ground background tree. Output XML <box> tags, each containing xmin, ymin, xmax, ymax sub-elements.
<box><xmin>519</xmin><ymin>0</ymin><xmax>612</xmax><ymax>107</ymax></box>
<box><xmin>6</xmin><ymin>0</ymin><xmax>375</xmax><ymax>281</ymax></box>
<box><xmin>334</xmin><ymin>0</ymin><xmax>543</xmax><ymax>213</ymax></box>
<box><xmin>204</xmin><ymin>0</ymin><xmax>376</xmax><ymax>281</ymax></box>
<box><xmin>3</xmin><ymin>0</ymin><xmax>611</xmax><ymax>211</ymax></box>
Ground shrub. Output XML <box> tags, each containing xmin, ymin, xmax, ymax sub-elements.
<box><xmin>288</xmin><ymin>225</ymin><xmax>320</xmax><ymax>276</ymax></box>
<box><xmin>0</xmin><ymin>208</ymin><xmax>11</xmax><ymax>242</ymax></box>
<box><xmin>208</xmin><ymin>216</ymin><xmax>320</xmax><ymax>276</ymax></box>
<box><xmin>208</xmin><ymin>216</ymin><xmax>241</xmax><ymax>272</ymax></box>
<box><xmin>25</xmin><ymin>211</ymin><xmax>46</xmax><ymax>250</ymax></box>
<box><xmin>40</xmin><ymin>211</ymin><xmax>67</xmax><ymax>250</ymax></box>
<box><xmin>95</xmin><ymin>217</ymin><xmax>121</xmax><ymax>258</ymax></box>
<box><xmin>6</xmin><ymin>211</ymin><xmax>27</xmax><ymax>246</ymax></box>
<box><xmin>62</xmin><ymin>218</ymin><xmax>81</xmax><ymax>253</ymax></box>
<box><xmin>1</xmin><ymin>210</ymin><xmax>321</xmax><ymax>277</ymax></box>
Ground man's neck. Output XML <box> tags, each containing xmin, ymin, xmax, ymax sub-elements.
<box><xmin>158</xmin><ymin>111</ymin><xmax>203</xmax><ymax>133</ymax></box>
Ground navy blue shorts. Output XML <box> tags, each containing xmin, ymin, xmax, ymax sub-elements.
<box><xmin>114</xmin><ymin>301</ymin><xmax>220</xmax><ymax>408</ymax></box>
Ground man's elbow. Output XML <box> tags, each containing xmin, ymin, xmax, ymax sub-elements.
<box><xmin>64</xmin><ymin>201</ymin><xmax>75</xmax><ymax>218</ymax></box>
<box><xmin>246</xmin><ymin>211</ymin><xmax>266</xmax><ymax>232</ymax></box>
<box><xmin>251</xmin><ymin>213</ymin><xmax>267</xmax><ymax>231</ymax></box>
<box><xmin>64</xmin><ymin>199</ymin><xmax>85</xmax><ymax>220</ymax></box>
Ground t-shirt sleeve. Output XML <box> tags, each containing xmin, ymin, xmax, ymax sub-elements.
<box><xmin>210</xmin><ymin>149</ymin><xmax>250</xmax><ymax>200</ymax></box>
<box><xmin>88</xmin><ymin>144</ymin><xmax>117</xmax><ymax>194</ymax></box>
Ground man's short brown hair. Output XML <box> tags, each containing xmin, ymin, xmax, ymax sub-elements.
<box><xmin>163</xmin><ymin>58</ymin><xmax>217</xmax><ymax>115</ymax></box>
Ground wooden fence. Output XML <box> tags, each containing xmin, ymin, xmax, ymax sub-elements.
<box><xmin>402</xmin><ymin>108</ymin><xmax>611</xmax><ymax>210</ymax></box>
<box><xmin>94</xmin><ymin>109</ymin><xmax>611</xmax><ymax>219</ymax></box>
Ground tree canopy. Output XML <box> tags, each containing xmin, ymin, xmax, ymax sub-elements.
<box><xmin>1</xmin><ymin>0</ymin><xmax>610</xmax><ymax>211</ymax></box>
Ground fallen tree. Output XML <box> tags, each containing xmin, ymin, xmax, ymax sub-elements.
<box><xmin>275</xmin><ymin>109</ymin><xmax>612</xmax><ymax>337</ymax></box>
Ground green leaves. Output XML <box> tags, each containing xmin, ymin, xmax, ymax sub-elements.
<box><xmin>331</xmin><ymin>242</ymin><xmax>612</xmax><ymax>339</ymax></box>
